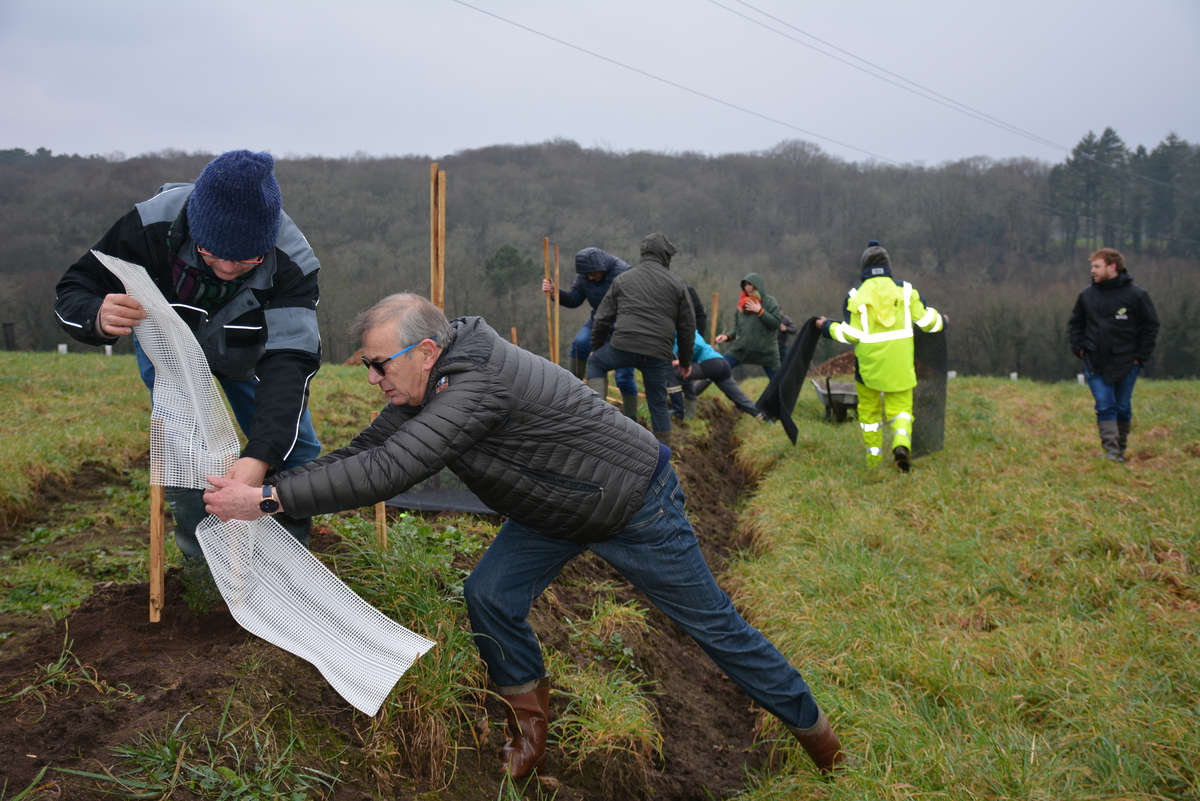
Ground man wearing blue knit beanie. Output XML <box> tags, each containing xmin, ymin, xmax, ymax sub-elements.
<box><xmin>55</xmin><ymin>150</ymin><xmax>324</xmax><ymax>571</ymax></box>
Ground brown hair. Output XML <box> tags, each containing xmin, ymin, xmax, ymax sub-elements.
<box><xmin>1089</xmin><ymin>247</ymin><xmax>1126</xmax><ymax>273</ymax></box>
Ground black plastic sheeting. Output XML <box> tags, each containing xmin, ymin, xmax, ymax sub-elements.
<box><xmin>385</xmin><ymin>467</ymin><xmax>496</xmax><ymax>516</ymax></box>
<box><xmin>756</xmin><ymin>317</ymin><xmax>822</xmax><ymax>444</ymax></box>
<box><xmin>911</xmin><ymin>327</ymin><xmax>947</xmax><ymax>458</ymax></box>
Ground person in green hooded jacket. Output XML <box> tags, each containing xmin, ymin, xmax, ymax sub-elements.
<box><xmin>817</xmin><ymin>241</ymin><xmax>945</xmax><ymax>472</ymax></box>
<box><xmin>714</xmin><ymin>272</ymin><xmax>782</xmax><ymax>379</ymax></box>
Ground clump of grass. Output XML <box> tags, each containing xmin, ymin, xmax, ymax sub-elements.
<box><xmin>543</xmin><ymin>649</ymin><xmax>661</xmax><ymax>796</ymax></box>
<box><xmin>729</xmin><ymin>377</ymin><xmax>1200</xmax><ymax>798</ymax></box>
<box><xmin>2</xmin><ymin>632</ymin><xmax>144</xmax><ymax>724</ymax></box>
<box><xmin>0</xmin><ymin>556</ymin><xmax>90</xmax><ymax>619</ymax></box>
<box><xmin>565</xmin><ymin>597</ymin><xmax>651</xmax><ymax>671</ymax></box>
<box><xmin>59</xmin><ymin>690</ymin><xmax>337</xmax><ymax>799</ymax></box>
<box><xmin>317</xmin><ymin>513</ymin><xmax>489</xmax><ymax>790</ymax></box>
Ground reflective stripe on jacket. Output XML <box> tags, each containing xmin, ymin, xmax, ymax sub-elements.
<box><xmin>829</xmin><ymin>277</ymin><xmax>942</xmax><ymax>392</ymax></box>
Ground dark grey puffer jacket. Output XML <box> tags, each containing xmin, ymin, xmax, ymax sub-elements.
<box><xmin>275</xmin><ymin>316</ymin><xmax>661</xmax><ymax>543</ymax></box>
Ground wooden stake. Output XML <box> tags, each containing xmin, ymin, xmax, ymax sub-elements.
<box><xmin>370</xmin><ymin>411</ymin><xmax>388</xmax><ymax>550</ymax></box>
<box><xmin>149</xmin><ymin>484</ymin><xmax>165</xmax><ymax>622</ymax></box>
<box><xmin>511</xmin><ymin>326</ymin><xmax>519</xmax><ymax>346</ymax></box>
<box><xmin>543</xmin><ymin>237</ymin><xmax>553</xmax><ymax>361</ymax></box>
<box><xmin>430</xmin><ymin>163</ymin><xmax>446</xmax><ymax>311</ymax></box>
<box><xmin>553</xmin><ymin>244</ymin><xmax>561</xmax><ymax>365</ymax></box>
<box><xmin>710</xmin><ymin>291</ymin><xmax>720</xmax><ymax>344</ymax></box>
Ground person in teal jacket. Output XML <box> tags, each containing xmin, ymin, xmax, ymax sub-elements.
<box><xmin>671</xmin><ymin>332</ymin><xmax>762</xmax><ymax>418</ymax></box>
<box><xmin>716</xmin><ymin>272</ymin><xmax>782</xmax><ymax>378</ymax></box>
<box><xmin>817</xmin><ymin>241</ymin><xmax>945</xmax><ymax>472</ymax></box>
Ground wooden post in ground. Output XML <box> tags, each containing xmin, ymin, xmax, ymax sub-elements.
<box><xmin>148</xmin><ymin>417</ymin><xmax>166</xmax><ymax>622</ymax></box>
<box><xmin>511</xmin><ymin>327</ymin><xmax>519</xmax><ymax>346</ymax></box>
<box><xmin>553</xmin><ymin>244</ymin><xmax>561</xmax><ymax>365</ymax></box>
<box><xmin>542</xmin><ymin>238</ymin><xmax>554</xmax><ymax>361</ymax></box>
<box><xmin>370</xmin><ymin>411</ymin><xmax>388</xmax><ymax>549</ymax></box>
<box><xmin>149</xmin><ymin>485</ymin><xmax>166</xmax><ymax>622</ymax></box>
<box><xmin>710</xmin><ymin>291</ymin><xmax>720</xmax><ymax>344</ymax></box>
<box><xmin>430</xmin><ymin>163</ymin><xmax>446</xmax><ymax>311</ymax></box>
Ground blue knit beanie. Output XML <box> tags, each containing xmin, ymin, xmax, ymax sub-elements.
<box><xmin>187</xmin><ymin>150</ymin><xmax>282</xmax><ymax>261</ymax></box>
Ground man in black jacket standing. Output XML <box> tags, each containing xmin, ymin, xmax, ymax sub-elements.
<box><xmin>54</xmin><ymin>150</ymin><xmax>322</xmax><ymax>558</ymax></box>
<box><xmin>203</xmin><ymin>293</ymin><xmax>848</xmax><ymax>781</ymax></box>
<box><xmin>587</xmin><ymin>233</ymin><xmax>696</xmax><ymax>445</ymax></box>
<box><xmin>1068</xmin><ymin>248</ymin><xmax>1159</xmax><ymax>462</ymax></box>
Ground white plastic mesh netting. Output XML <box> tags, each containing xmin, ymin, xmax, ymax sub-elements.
<box><xmin>95</xmin><ymin>250</ymin><xmax>435</xmax><ymax>715</ymax></box>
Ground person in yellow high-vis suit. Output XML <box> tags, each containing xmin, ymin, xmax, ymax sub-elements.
<box><xmin>816</xmin><ymin>241</ymin><xmax>946</xmax><ymax>472</ymax></box>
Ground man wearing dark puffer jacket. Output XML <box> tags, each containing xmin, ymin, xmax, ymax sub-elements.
<box><xmin>204</xmin><ymin>293</ymin><xmax>849</xmax><ymax>781</ymax></box>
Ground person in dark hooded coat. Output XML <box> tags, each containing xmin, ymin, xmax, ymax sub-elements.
<box><xmin>589</xmin><ymin>234</ymin><xmax>696</xmax><ymax>445</ymax></box>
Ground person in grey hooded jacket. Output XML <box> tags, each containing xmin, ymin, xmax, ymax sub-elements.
<box><xmin>204</xmin><ymin>292</ymin><xmax>849</xmax><ymax>782</ymax></box>
<box><xmin>588</xmin><ymin>233</ymin><xmax>696</xmax><ymax>444</ymax></box>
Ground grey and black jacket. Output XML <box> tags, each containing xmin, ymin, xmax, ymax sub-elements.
<box><xmin>590</xmin><ymin>234</ymin><xmax>696</xmax><ymax>370</ymax></box>
<box><xmin>54</xmin><ymin>183</ymin><xmax>321</xmax><ymax>469</ymax></box>
<box><xmin>1068</xmin><ymin>272</ymin><xmax>1159</xmax><ymax>384</ymax></box>
<box><xmin>275</xmin><ymin>316</ymin><xmax>661</xmax><ymax>544</ymax></box>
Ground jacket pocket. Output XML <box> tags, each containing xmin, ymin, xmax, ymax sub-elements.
<box><xmin>518</xmin><ymin>465</ymin><xmax>603</xmax><ymax>495</ymax></box>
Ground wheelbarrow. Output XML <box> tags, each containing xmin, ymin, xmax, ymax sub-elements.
<box><xmin>810</xmin><ymin>377</ymin><xmax>858</xmax><ymax>423</ymax></box>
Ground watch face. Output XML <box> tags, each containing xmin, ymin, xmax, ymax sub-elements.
<box><xmin>260</xmin><ymin>498</ymin><xmax>280</xmax><ymax>514</ymax></box>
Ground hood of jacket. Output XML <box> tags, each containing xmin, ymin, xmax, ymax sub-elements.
<box><xmin>860</xmin><ymin>242</ymin><xmax>893</xmax><ymax>281</ymax></box>
<box><xmin>574</xmin><ymin>247</ymin><xmax>629</xmax><ymax>276</ymax></box>
<box><xmin>1095</xmin><ymin>272</ymin><xmax>1134</xmax><ymax>291</ymax></box>
<box><xmin>741</xmin><ymin>271</ymin><xmax>767</xmax><ymax>296</ymax></box>
<box><xmin>639</xmin><ymin>233</ymin><xmax>677</xmax><ymax>268</ymax></box>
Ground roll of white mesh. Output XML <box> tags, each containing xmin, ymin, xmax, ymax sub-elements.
<box><xmin>95</xmin><ymin>250</ymin><xmax>435</xmax><ymax>715</ymax></box>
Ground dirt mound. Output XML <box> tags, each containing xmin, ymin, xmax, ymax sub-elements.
<box><xmin>809</xmin><ymin>350</ymin><xmax>856</xmax><ymax>377</ymax></box>
<box><xmin>0</xmin><ymin>401</ymin><xmax>774</xmax><ymax>800</ymax></box>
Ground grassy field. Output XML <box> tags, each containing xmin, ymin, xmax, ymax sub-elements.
<box><xmin>2</xmin><ymin>351</ymin><xmax>1197</xmax><ymax>799</ymax></box>
<box><xmin>730</xmin><ymin>375</ymin><xmax>1200</xmax><ymax>799</ymax></box>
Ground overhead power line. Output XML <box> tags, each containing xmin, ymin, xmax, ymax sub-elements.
<box><xmin>712</xmin><ymin>0</ymin><xmax>1066</xmax><ymax>154</ymax></box>
<box><xmin>720</xmin><ymin>0</ymin><xmax>1194</xmax><ymax>199</ymax></box>
<box><xmin>448</xmin><ymin>0</ymin><xmax>900</xmax><ymax>165</ymax></box>
<box><xmin>450</xmin><ymin>0</ymin><xmax>1195</xmax><ymax>235</ymax></box>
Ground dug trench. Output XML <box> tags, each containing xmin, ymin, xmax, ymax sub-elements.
<box><xmin>0</xmin><ymin>399</ymin><xmax>793</xmax><ymax>800</ymax></box>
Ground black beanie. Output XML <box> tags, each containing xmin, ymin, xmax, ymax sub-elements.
<box><xmin>860</xmin><ymin>240</ymin><xmax>892</xmax><ymax>280</ymax></box>
<box><xmin>187</xmin><ymin>150</ymin><xmax>282</xmax><ymax>261</ymax></box>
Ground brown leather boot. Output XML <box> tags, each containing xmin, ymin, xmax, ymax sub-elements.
<box><xmin>788</xmin><ymin>708</ymin><xmax>848</xmax><ymax>775</ymax></box>
<box><xmin>498</xmin><ymin>680</ymin><xmax>550</xmax><ymax>779</ymax></box>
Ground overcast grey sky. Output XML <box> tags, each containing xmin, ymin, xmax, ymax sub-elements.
<box><xmin>2</xmin><ymin>0</ymin><xmax>1197</xmax><ymax>166</ymax></box>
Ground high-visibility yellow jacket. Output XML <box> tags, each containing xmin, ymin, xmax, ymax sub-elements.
<box><xmin>828</xmin><ymin>276</ymin><xmax>943</xmax><ymax>392</ymax></box>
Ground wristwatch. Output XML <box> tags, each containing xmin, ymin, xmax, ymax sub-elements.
<box><xmin>259</xmin><ymin>485</ymin><xmax>280</xmax><ymax>515</ymax></box>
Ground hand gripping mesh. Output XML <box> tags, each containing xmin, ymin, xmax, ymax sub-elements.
<box><xmin>95</xmin><ymin>251</ymin><xmax>435</xmax><ymax>715</ymax></box>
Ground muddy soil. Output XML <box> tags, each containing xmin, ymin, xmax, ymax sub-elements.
<box><xmin>0</xmin><ymin>400</ymin><xmax>780</xmax><ymax>800</ymax></box>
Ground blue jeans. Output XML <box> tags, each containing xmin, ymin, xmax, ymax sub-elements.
<box><xmin>1085</xmin><ymin>363</ymin><xmax>1139</xmax><ymax>423</ymax></box>
<box><xmin>463</xmin><ymin>466</ymin><xmax>819</xmax><ymax>728</ymax></box>
<box><xmin>135</xmin><ymin>338</ymin><xmax>320</xmax><ymax>559</ymax></box>
<box><xmin>586</xmin><ymin>343</ymin><xmax>675</xmax><ymax>432</ymax></box>
<box><xmin>571</xmin><ymin>320</ymin><xmax>637</xmax><ymax>395</ymax></box>
<box><xmin>724</xmin><ymin>353</ymin><xmax>776</xmax><ymax>380</ymax></box>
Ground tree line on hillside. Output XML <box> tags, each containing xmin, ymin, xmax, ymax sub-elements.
<box><xmin>1</xmin><ymin>130</ymin><xmax>1197</xmax><ymax>380</ymax></box>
